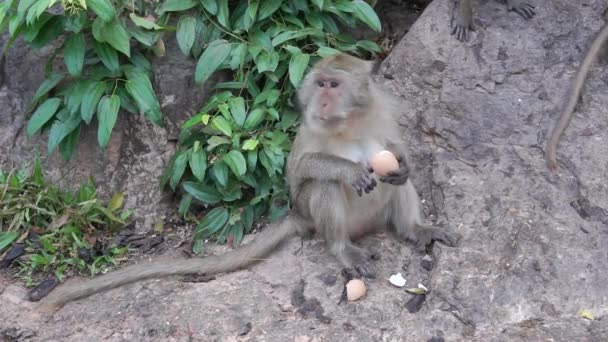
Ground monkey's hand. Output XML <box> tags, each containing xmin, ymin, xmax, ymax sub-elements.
<box><xmin>351</xmin><ymin>164</ymin><xmax>377</xmax><ymax>196</ymax></box>
<box><xmin>504</xmin><ymin>0</ymin><xmax>535</xmax><ymax>19</ymax></box>
<box><xmin>378</xmin><ymin>152</ymin><xmax>410</xmax><ymax>186</ymax></box>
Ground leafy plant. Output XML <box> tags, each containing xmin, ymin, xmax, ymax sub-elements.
<box><xmin>1</xmin><ymin>0</ymin><xmax>383</xmax><ymax>254</ymax></box>
<box><xmin>162</xmin><ymin>0</ymin><xmax>383</xmax><ymax>253</ymax></box>
<box><xmin>0</xmin><ymin>158</ymin><xmax>131</xmax><ymax>285</ymax></box>
<box><xmin>1</xmin><ymin>0</ymin><xmax>167</xmax><ymax>160</ymax></box>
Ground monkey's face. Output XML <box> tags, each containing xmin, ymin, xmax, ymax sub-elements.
<box><xmin>298</xmin><ymin>70</ymin><xmax>370</xmax><ymax>135</ymax></box>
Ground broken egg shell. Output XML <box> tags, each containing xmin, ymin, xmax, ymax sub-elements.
<box><xmin>388</xmin><ymin>273</ymin><xmax>406</xmax><ymax>287</ymax></box>
<box><xmin>346</xmin><ymin>279</ymin><xmax>367</xmax><ymax>301</ymax></box>
<box><xmin>370</xmin><ymin>150</ymin><xmax>399</xmax><ymax>177</ymax></box>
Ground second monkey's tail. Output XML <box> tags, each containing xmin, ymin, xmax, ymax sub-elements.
<box><xmin>41</xmin><ymin>213</ymin><xmax>303</xmax><ymax>309</ymax></box>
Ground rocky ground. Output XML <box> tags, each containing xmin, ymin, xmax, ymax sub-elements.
<box><xmin>1</xmin><ymin>0</ymin><xmax>608</xmax><ymax>341</ymax></box>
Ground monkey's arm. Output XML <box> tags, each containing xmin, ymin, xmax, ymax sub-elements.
<box><xmin>379</xmin><ymin>141</ymin><xmax>410</xmax><ymax>186</ymax></box>
<box><xmin>451</xmin><ymin>0</ymin><xmax>475</xmax><ymax>42</ymax></box>
<box><xmin>295</xmin><ymin>153</ymin><xmax>377</xmax><ymax>196</ymax></box>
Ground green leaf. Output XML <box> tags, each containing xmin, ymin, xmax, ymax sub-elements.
<box><xmin>92</xmin><ymin>40</ymin><xmax>120</xmax><ymax>73</ymax></box>
<box><xmin>229</xmin><ymin>43</ymin><xmax>248</xmax><ymax>69</ymax></box>
<box><xmin>243</xmin><ymin>107</ymin><xmax>266</xmax><ymax>130</ymax></box>
<box><xmin>32</xmin><ymin>155</ymin><xmax>44</xmax><ymax>186</ymax></box>
<box><xmin>212</xmin><ymin>161</ymin><xmax>228</xmax><ymax>186</ymax></box>
<box><xmin>31</xmin><ymin>73</ymin><xmax>64</xmax><ymax>104</ymax></box>
<box><xmin>189</xmin><ymin>149</ymin><xmax>207</xmax><ymax>182</ymax></box>
<box><xmin>80</xmin><ymin>81</ymin><xmax>106</xmax><ymax>124</ymax></box>
<box><xmin>129</xmin><ymin>13</ymin><xmax>161</xmax><ymax>30</ymax></box>
<box><xmin>30</xmin><ymin>15</ymin><xmax>64</xmax><ymax>49</ymax></box>
<box><xmin>96</xmin><ymin>95</ymin><xmax>120</xmax><ymax>148</ymax></box>
<box><xmin>211</xmin><ymin>116</ymin><xmax>232</xmax><ymax>137</ymax></box>
<box><xmin>195</xmin><ymin>39</ymin><xmax>232</xmax><ymax>84</ymax></box>
<box><xmin>241</xmin><ymin>138</ymin><xmax>259</xmax><ymax>151</ymax></box>
<box><xmin>176</xmin><ymin>16</ymin><xmax>196</xmax><ymax>56</ymax></box>
<box><xmin>23</xmin><ymin>12</ymin><xmax>53</xmax><ymax>42</ymax></box>
<box><xmin>228</xmin><ymin>97</ymin><xmax>246</xmax><ymax>127</ymax></box>
<box><xmin>194</xmin><ymin>207</ymin><xmax>229</xmax><ymax>238</ymax></box>
<box><xmin>25</xmin><ymin>0</ymin><xmax>54</xmax><ymax>26</ymax></box>
<box><xmin>178</xmin><ymin>194</ymin><xmax>192</xmax><ymax>217</ymax></box>
<box><xmin>65</xmin><ymin>12</ymin><xmax>87</xmax><ymax>32</ymax></box>
<box><xmin>64</xmin><ymin>32</ymin><xmax>85</xmax><ymax>77</ymax></box>
<box><xmin>170</xmin><ymin>151</ymin><xmax>188</xmax><ymax>190</ymax></box>
<box><xmin>223</xmin><ymin>150</ymin><xmax>247</xmax><ymax>177</ymax></box>
<box><xmin>0</xmin><ymin>232</ymin><xmax>19</xmax><ymax>251</ymax></box>
<box><xmin>123</xmin><ymin>66</ymin><xmax>163</xmax><ymax>125</ymax></box>
<box><xmin>216</xmin><ymin>0</ymin><xmax>229</xmax><ymax>28</ymax></box>
<box><xmin>311</xmin><ymin>0</ymin><xmax>324</xmax><ymax>10</ymax></box>
<box><xmin>108</xmin><ymin>192</ymin><xmax>124</xmax><ymax>212</ymax></box>
<box><xmin>47</xmin><ymin>110</ymin><xmax>81</xmax><ymax>154</ymax></box>
<box><xmin>356</xmin><ymin>40</ymin><xmax>382</xmax><ymax>53</ymax></box>
<box><xmin>201</xmin><ymin>0</ymin><xmax>217</xmax><ymax>14</ymax></box>
<box><xmin>87</xmin><ymin>0</ymin><xmax>116</xmax><ymax>22</ymax></box>
<box><xmin>100</xmin><ymin>18</ymin><xmax>131</xmax><ymax>57</ymax></box>
<box><xmin>256</xmin><ymin>51</ymin><xmax>279</xmax><ymax>73</ymax></box>
<box><xmin>248</xmin><ymin>1</ymin><xmax>259</xmax><ymax>19</ymax></box>
<box><xmin>183</xmin><ymin>182</ymin><xmax>222</xmax><ymax>205</ymax></box>
<box><xmin>288</xmin><ymin>53</ymin><xmax>309</xmax><ymax>87</ymax></box>
<box><xmin>258</xmin><ymin>0</ymin><xmax>282</xmax><ymax>20</ymax></box>
<box><xmin>352</xmin><ymin>0</ymin><xmax>381</xmax><ymax>32</ymax></box>
<box><xmin>207</xmin><ymin>136</ymin><xmax>231</xmax><ymax>150</ymax></box>
<box><xmin>159</xmin><ymin>0</ymin><xmax>196</xmax><ymax>13</ymax></box>
<box><xmin>316</xmin><ymin>46</ymin><xmax>340</xmax><ymax>57</ymax></box>
<box><xmin>26</xmin><ymin>97</ymin><xmax>61</xmax><ymax>136</ymax></box>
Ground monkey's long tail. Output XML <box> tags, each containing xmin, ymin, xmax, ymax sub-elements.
<box><xmin>41</xmin><ymin>213</ymin><xmax>303</xmax><ymax>309</ymax></box>
<box><xmin>545</xmin><ymin>24</ymin><xmax>608</xmax><ymax>171</ymax></box>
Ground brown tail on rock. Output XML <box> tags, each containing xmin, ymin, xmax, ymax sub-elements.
<box><xmin>40</xmin><ymin>213</ymin><xmax>303</xmax><ymax>310</ymax></box>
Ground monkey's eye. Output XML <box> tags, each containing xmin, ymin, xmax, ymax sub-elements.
<box><xmin>317</xmin><ymin>81</ymin><xmax>324</xmax><ymax>87</ymax></box>
<box><xmin>330</xmin><ymin>81</ymin><xmax>339</xmax><ymax>88</ymax></box>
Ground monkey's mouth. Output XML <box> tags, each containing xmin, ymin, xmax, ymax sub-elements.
<box><xmin>320</xmin><ymin>116</ymin><xmax>344</xmax><ymax>126</ymax></box>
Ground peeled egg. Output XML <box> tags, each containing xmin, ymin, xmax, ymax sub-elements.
<box><xmin>370</xmin><ymin>150</ymin><xmax>399</xmax><ymax>176</ymax></box>
<box><xmin>346</xmin><ymin>279</ymin><xmax>367</xmax><ymax>301</ymax></box>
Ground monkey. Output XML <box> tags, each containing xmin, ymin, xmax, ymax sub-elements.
<box><xmin>451</xmin><ymin>0</ymin><xmax>536</xmax><ymax>42</ymax></box>
<box><xmin>40</xmin><ymin>53</ymin><xmax>460</xmax><ymax>310</ymax></box>
<box><xmin>545</xmin><ymin>23</ymin><xmax>608</xmax><ymax>172</ymax></box>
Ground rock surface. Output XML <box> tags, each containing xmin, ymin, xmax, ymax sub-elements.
<box><xmin>2</xmin><ymin>0</ymin><xmax>608</xmax><ymax>341</ymax></box>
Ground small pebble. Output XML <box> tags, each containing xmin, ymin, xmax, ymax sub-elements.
<box><xmin>421</xmin><ymin>254</ymin><xmax>433</xmax><ymax>271</ymax></box>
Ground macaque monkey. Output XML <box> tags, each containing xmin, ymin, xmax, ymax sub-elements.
<box><xmin>451</xmin><ymin>0</ymin><xmax>536</xmax><ymax>42</ymax></box>
<box><xmin>545</xmin><ymin>24</ymin><xmax>608</xmax><ymax>171</ymax></box>
<box><xmin>40</xmin><ymin>53</ymin><xmax>459</xmax><ymax>310</ymax></box>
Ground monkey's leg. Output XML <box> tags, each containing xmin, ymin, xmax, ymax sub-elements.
<box><xmin>497</xmin><ymin>0</ymin><xmax>535</xmax><ymax>19</ymax></box>
<box><xmin>389</xmin><ymin>181</ymin><xmax>461</xmax><ymax>253</ymax></box>
<box><xmin>450</xmin><ymin>0</ymin><xmax>475</xmax><ymax>42</ymax></box>
<box><xmin>306</xmin><ymin>182</ymin><xmax>377</xmax><ymax>277</ymax></box>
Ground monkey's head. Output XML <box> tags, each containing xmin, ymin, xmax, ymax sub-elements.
<box><xmin>296</xmin><ymin>53</ymin><xmax>374</xmax><ymax>134</ymax></box>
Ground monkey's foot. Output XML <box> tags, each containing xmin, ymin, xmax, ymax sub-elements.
<box><xmin>450</xmin><ymin>16</ymin><xmax>475</xmax><ymax>42</ymax></box>
<box><xmin>505</xmin><ymin>0</ymin><xmax>535</xmax><ymax>19</ymax></box>
<box><xmin>339</xmin><ymin>245</ymin><xmax>377</xmax><ymax>278</ymax></box>
<box><xmin>406</xmin><ymin>225</ymin><xmax>462</xmax><ymax>253</ymax></box>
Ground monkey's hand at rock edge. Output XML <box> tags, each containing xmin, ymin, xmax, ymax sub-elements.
<box><xmin>503</xmin><ymin>0</ymin><xmax>535</xmax><ymax>19</ymax></box>
<box><xmin>378</xmin><ymin>149</ymin><xmax>410</xmax><ymax>186</ymax></box>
